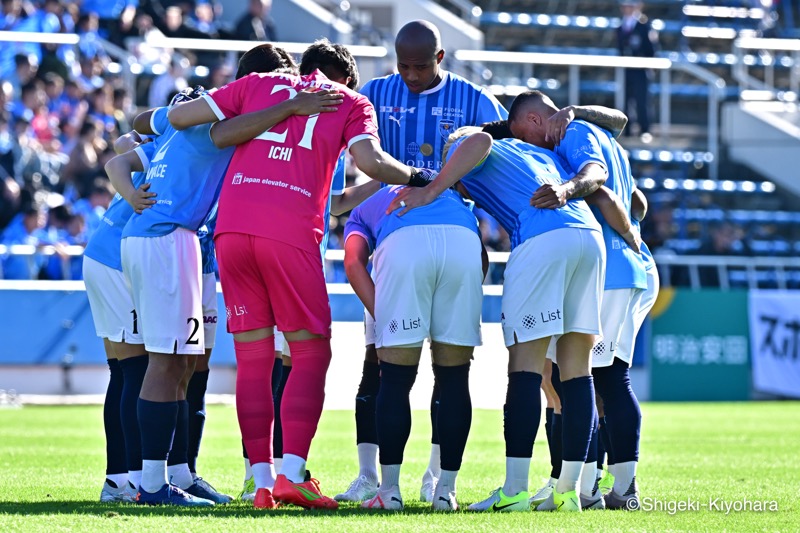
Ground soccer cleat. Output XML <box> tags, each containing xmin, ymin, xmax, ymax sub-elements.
<box><xmin>598</xmin><ymin>468</ymin><xmax>615</xmax><ymax>495</ymax></box>
<box><xmin>536</xmin><ymin>489</ymin><xmax>581</xmax><ymax>512</ymax></box>
<box><xmin>272</xmin><ymin>474</ymin><xmax>338</xmax><ymax>510</ymax></box>
<box><xmin>100</xmin><ymin>479</ymin><xmax>126</xmax><ymax>502</ymax></box>
<box><xmin>334</xmin><ymin>475</ymin><xmax>379</xmax><ymax>502</ymax></box>
<box><xmin>529</xmin><ymin>478</ymin><xmax>555</xmax><ymax>508</ymax></box>
<box><xmin>253</xmin><ymin>487</ymin><xmax>277</xmax><ymax>509</ymax></box>
<box><xmin>432</xmin><ymin>486</ymin><xmax>458</xmax><ymax>511</ymax></box>
<box><xmin>239</xmin><ymin>476</ymin><xmax>256</xmax><ymax>501</ymax></box>
<box><xmin>135</xmin><ymin>483</ymin><xmax>215</xmax><ymax>507</ymax></box>
<box><xmin>121</xmin><ymin>481</ymin><xmax>138</xmax><ymax>503</ymax></box>
<box><xmin>186</xmin><ymin>477</ymin><xmax>233</xmax><ymax>504</ymax></box>
<box><xmin>362</xmin><ymin>486</ymin><xmax>404</xmax><ymax>510</ymax></box>
<box><xmin>604</xmin><ymin>477</ymin><xmax>639</xmax><ymax>510</ymax></box>
<box><xmin>419</xmin><ymin>470</ymin><xmax>438</xmax><ymax>503</ymax></box>
<box><xmin>580</xmin><ymin>491</ymin><xmax>606</xmax><ymax>510</ymax></box>
<box><xmin>467</xmin><ymin>487</ymin><xmax>530</xmax><ymax>512</ymax></box>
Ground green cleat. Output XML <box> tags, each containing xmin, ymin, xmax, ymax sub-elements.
<box><xmin>537</xmin><ymin>489</ymin><xmax>582</xmax><ymax>512</ymax></box>
<box><xmin>598</xmin><ymin>469</ymin><xmax>615</xmax><ymax>495</ymax></box>
<box><xmin>467</xmin><ymin>487</ymin><xmax>530</xmax><ymax>512</ymax></box>
<box><xmin>239</xmin><ymin>476</ymin><xmax>256</xmax><ymax>502</ymax></box>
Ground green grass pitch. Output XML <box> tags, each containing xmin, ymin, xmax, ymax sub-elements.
<box><xmin>1</xmin><ymin>403</ymin><xmax>798</xmax><ymax>532</ymax></box>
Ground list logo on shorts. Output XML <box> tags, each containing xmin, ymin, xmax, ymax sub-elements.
<box><xmin>389</xmin><ymin>319</ymin><xmax>399</xmax><ymax>334</ymax></box>
<box><xmin>523</xmin><ymin>314</ymin><xmax>537</xmax><ymax>329</ymax></box>
<box><xmin>225</xmin><ymin>306</ymin><xmax>232</xmax><ymax>320</ymax></box>
<box><xmin>542</xmin><ymin>309</ymin><xmax>562</xmax><ymax>322</ymax></box>
<box><xmin>232</xmin><ymin>172</ymin><xmax>243</xmax><ymax>185</ymax></box>
<box><xmin>403</xmin><ymin>317</ymin><xmax>422</xmax><ymax>330</ymax></box>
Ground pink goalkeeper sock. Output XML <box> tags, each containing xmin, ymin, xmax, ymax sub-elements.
<box><xmin>234</xmin><ymin>337</ymin><xmax>274</xmax><ymax>466</ymax></box>
<box><xmin>281</xmin><ymin>337</ymin><xmax>333</xmax><ymax>459</ymax></box>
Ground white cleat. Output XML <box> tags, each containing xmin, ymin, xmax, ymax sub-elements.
<box><xmin>467</xmin><ymin>487</ymin><xmax>531</xmax><ymax>512</ymax></box>
<box><xmin>529</xmin><ymin>478</ymin><xmax>555</xmax><ymax>508</ymax></box>
<box><xmin>100</xmin><ymin>479</ymin><xmax>127</xmax><ymax>503</ymax></box>
<box><xmin>419</xmin><ymin>470</ymin><xmax>438</xmax><ymax>503</ymax></box>
<box><xmin>580</xmin><ymin>490</ymin><xmax>607</xmax><ymax>510</ymax></box>
<box><xmin>239</xmin><ymin>476</ymin><xmax>256</xmax><ymax>502</ymax></box>
<box><xmin>121</xmin><ymin>481</ymin><xmax>138</xmax><ymax>503</ymax></box>
<box><xmin>362</xmin><ymin>485</ymin><xmax>404</xmax><ymax>510</ymax></box>
<box><xmin>432</xmin><ymin>486</ymin><xmax>458</xmax><ymax>511</ymax></box>
<box><xmin>334</xmin><ymin>475</ymin><xmax>379</xmax><ymax>502</ymax></box>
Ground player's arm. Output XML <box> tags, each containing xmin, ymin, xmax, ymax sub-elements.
<box><xmin>330</xmin><ymin>180</ymin><xmax>381</xmax><ymax>216</ymax></box>
<box><xmin>132</xmin><ymin>110</ymin><xmax>157</xmax><ymax>135</ymax></box>
<box><xmin>105</xmin><ymin>151</ymin><xmax>156</xmax><ymax>214</ymax></box>
<box><xmin>114</xmin><ymin>131</ymin><xmax>144</xmax><ymax>154</ymax></box>
<box><xmin>546</xmin><ymin>105</ymin><xmax>628</xmax><ymax>145</ymax></box>
<box><xmin>348</xmin><ymin>139</ymin><xmax>421</xmax><ymax>186</ymax></box>
<box><xmin>531</xmin><ymin>163</ymin><xmax>607</xmax><ymax>209</ymax></box>
<box><xmin>585</xmin><ymin>186</ymin><xmax>641</xmax><ymax>253</ymax></box>
<box><xmin>631</xmin><ymin>186</ymin><xmax>648</xmax><ymax>221</ymax></box>
<box><xmin>388</xmin><ymin>132</ymin><xmax>493</xmax><ymax>216</ymax></box>
<box><xmin>344</xmin><ymin>235</ymin><xmax>375</xmax><ymax>318</ymax></box>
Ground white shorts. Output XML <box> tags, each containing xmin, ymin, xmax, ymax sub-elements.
<box><xmin>364</xmin><ymin>311</ymin><xmax>376</xmax><ymax>347</ymax></box>
<box><xmin>591</xmin><ymin>288</ymin><xmax>641</xmax><ymax>368</ymax></box>
<box><xmin>202</xmin><ymin>273</ymin><xmax>218</xmax><ymax>350</ymax></box>
<box><xmin>615</xmin><ymin>266</ymin><xmax>660</xmax><ymax>367</ymax></box>
<box><xmin>273</xmin><ymin>329</ymin><xmax>291</xmax><ymax>356</ymax></box>
<box><xmin>374</xmin><ymin>225</ymin><xmax>483</xmax><ymax>348</ymax></box>
<box><xmin>504</xmin><ymin>228</ymin><xmax>605</xmax><ymax>348</ymax></box>
<box><xmin>83</xmin><ymin>256</ymin><xmax>143</xmax><ymax>344</ymax></box>
<box><xmin>121</xmin><ymin>228</ymin><xmax>204</xmax><ymax>355</ymax></box>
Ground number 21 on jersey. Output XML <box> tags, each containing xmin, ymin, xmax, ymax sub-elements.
<box><xmin>255</xmin><ymin>85</ymin><xmax>320</xmax><ymax>151</ymax></box>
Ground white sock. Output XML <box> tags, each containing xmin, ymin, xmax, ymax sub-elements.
<box><xmin>141</xmin><ymin>460</ymin><xmax>167</xmax><ymax>493</ymax></box>
<box><xmin>548</xmin><ymin>476</ymin><xmax>558</xmax><ymax>487</ymax></box>
<box><xmin>580</xmin><ymin>462</ymin><xmax>598</xmax><ymax>497</ymax></box>
<box><xmin>608</xmin><ymin>463</ymin><xmax>619</xmax><ymax>480</ymax></box>
<box><xmin>274</xmin><ymin>457</ymin><xmax>283</xmax><ymax>474</ymax></box>
<box><xmin>612</xmin><ymin>461</ymin><xmax>637</xmax><ymax>495</ymax></box>
<box><xmin>167</xmin><ymin>463</ymin><xmax>194</xmax><ymax>490</ymax></box>
<box><xmin>106</xmin><ymin>473</ymin><xmax>128</xmax><ymax>489</ymax></box>
<box><xmin>426</xmin><ymin>444</ymin><xmax>441</xmax><ymax>477</ymax></box>
<box><xmin>128</xmin><ymin>470</ymin><xmax>142</xmax><ymax>489</ymax></box>
<box><xmin>380</xmin><ymin>464</ymin><xmax>401</xmax><ymax>489</ymax></box>
<box><xmin>357</xmin><ymin>443</ymin><xmax>379</xmax><ymax>483</ymax></box>
<box><xmin>252</xmin><ymin>461</ymin><xmax>277</xmax><ymax>490</ymax></box>
<box><xmin>556</xmin><ymin>460</ymin><xmax>583</xmax><ymax>494</ymax></box>
<box><xmin>243</xmin><ymin>458</ymin><xmax>252</xmax><ymax>481</ymax></box>
<box><xmin>280</xmin><ymin>454</ymin><xmax>306</xmax><ymax>483</ymax></box>
<box><xmin>502</xmin><ymin>457</ymin><xmax>530</xmax><ymax>496</ymax></box>
<box><xmin>437</xmin><ymin>469</ymin><xmax>458</xmax><ymax>492</ymax></box>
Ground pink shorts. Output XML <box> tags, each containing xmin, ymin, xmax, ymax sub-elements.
<box><xmin>216</xmin><ymin>233</ymin><xmax>331</xmax><ymax>338</ymax></box>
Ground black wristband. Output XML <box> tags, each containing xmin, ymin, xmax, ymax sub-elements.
<box><xmin>408</xmin><ymin>169</ymin><xmax>431</xmax><ymax>188</ymax></box>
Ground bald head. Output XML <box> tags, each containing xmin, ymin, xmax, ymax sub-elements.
<box><xmin>394</xmin><ymin>20</ymin><xmax>445</xmax><ymax>93</ymax></box>
<box><xmin>508</xmin><ymin>90</ymin><xmax>560</xmax><ymax>148</ymax></box>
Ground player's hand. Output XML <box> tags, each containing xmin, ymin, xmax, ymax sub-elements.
<box><xmin>530</xmin><ymin>183</ymin><xmax>568</xmax><ymax>209</ymax></box>
<box><xmin>621</xmin><ymin>227</ymin><xmax>642</xmax><ymax>254</ymax></box>
<box><xmin>129</xmin><ymin>182</ymin><xmax>157</xmax><ymax>214</ymax></box>
<box><xmin>408</xmin><ymin>168</ymin><xmax>438</xmax><ymax>187</ymax></box>
<box><xmin>545</xmin><ymin>105</ymin><xmax>576</xmax><ymax>146</ymax></box>
<box><xmin>387</xmin><ymin>186</ymin><xmax>437</xmax><ymax>216</ymax></box>
<box><xmin>291</xmin><ymin>89</ymin><xmax>343</xmax><ymax>115</ymax></box>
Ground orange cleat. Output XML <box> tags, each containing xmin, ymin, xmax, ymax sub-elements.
<box><xmin>253</xmin><ymin>487</ymin><xmax>277</xmax><ymax>509</ymax></box>
<box><xmin>272</xmin><ymin>474</ymin><xmax>338</xmax><ymax>510</ymax></box>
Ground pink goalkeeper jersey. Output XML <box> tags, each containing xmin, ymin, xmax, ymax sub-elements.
<box><xmin>203</xmin><ymin>70</ymin><xmax>379</xmax><ymax>254</ymax></box>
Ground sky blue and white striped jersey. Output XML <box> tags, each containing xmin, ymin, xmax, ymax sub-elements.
<box><xmin>344</xmin><ymin>185</ymin><xmax>478</xmax><ymax>252</ymax></box>
<box><xmin>447</xmin><ymin>136</ymin><xmax>600</xmax><ymax>250</ymax></box>
<box><xmin>360</xmin><ymin>71</ymin><xmax>507</xmax><ymax>171</ymax></box>
<box><xmin>84</xmin><ymin>141</ymin><xmax>156</xmax><ymax>271</ymax></box>
<box><xmin>555</xmin><ymin>120</ymin><xmax>647</xmax><ymax>290</ymax></box>
<box><xmin>122</xmin><ymin>107</ymin><xmax>234</xmax><ymax>239</ymax></box>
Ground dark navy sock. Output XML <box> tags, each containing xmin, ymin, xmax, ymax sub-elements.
<box><xmin>586</xmin><ymin>410</ymin><xmax>599</xmax><ymax>466</ymax></box>
<box><xmin>544</xmin><ymin>407</ymin><xmax>555</xmax><ymax>477</ymax></box>
<box><xmin>273</xmin><ymin>364</ymin><xmax>291</xmax><ymax>458</ymax></box>
<box><xmin>167</xmin><ymin>400</ymin><xmax>189</xmax><ymax>467</ymax></box>
<box><xmin>560</xmin><ymin>375</ymin><xmax>596</xmax><ymax>462</ymax></box>
<box><xmin>430</xmin><ymin>378</ymin><xmax>441</xmax><ymax>445</ymax></box>
<box><xmin>503</xmin><ymin>372</ymin><xmax>542</xmax><ymax>458</ymax></box>
<box><xmin>433</xmin><ymin>363</ymin><xmax>472</xmax><ymax>471</ymax></box>
<box><xmin>593</xmin><ymin>359</ymin><xmax>641</xmax><ymax>463</ymax></box>
<box><xmin>186</xmin><ymin>369</ymin><xmax>208</xmax><ymax>473</ymax></box>
<box><xmin>104</xmin><ymin>359</ymin><xmax>127</xmax><ymax>476</ymax></box>
<box><xmin>355</xmin><ymin>360</ymin><xmax>380</xmax><ymax>445</ymax></box>
<box><xmin>242</xmin><ymin>439</ymin><xmax>248</xmax><ymax>459</ymax></box>
<box><xmin>138</xmin><ymin>398</ymin><xmax>179</xmax><ymax>461</ymax></box>
<box><xmin>271</xmin><ymin>357</ymin><xmax>283</xmax><ymax>397</ymax></box>
<box><xmin>599</xmin><ymin>416</ymin><xmax>614</xmax><ymax>465</ymax></box>
<box><xmin>597</xmin><ymin>415</ymin><xmax>607</xmax><ymax>469</ymax></box>
<box><xmin>376</xmin><ymin>362</ymin><xmax>418</xmax><ymax>465</ymax></box>
<box><xmin>119</xmin><ymin>355</ymin><xmax>148</xmax><ymax>472</ymax></box>
<box><xmin>550</xmin><ymin>413</ymin><xmax>563</xmax><ymax>478</ymax></box>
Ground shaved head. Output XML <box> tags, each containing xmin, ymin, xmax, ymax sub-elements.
<box><xmin>508</xmin><ymin>90</ymin><xmax>560</xmax><ymax>148</ymax></box>
<box><xmin>394</xmin><ymin>20</ymin><xmax>445</xmax><ymax>93</ymax></box>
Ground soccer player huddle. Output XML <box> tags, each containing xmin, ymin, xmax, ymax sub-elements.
<box><xmin>84</xmin><ymin>19</ymin><xmax>658</xmax><ymax>513</ymax></box>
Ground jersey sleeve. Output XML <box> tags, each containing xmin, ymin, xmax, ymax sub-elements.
<box><xmin>149</xmin><ymin>106</ymin><xmax>170</xmax><ymax>135</ymax></box>
<box><xmin>344</xmin><ymin>94</ymin><xmax>380</xmax><ymax>149</ymax></box>
<box><xmin>476</xmin><ymin>89</ymin><xmax>509</xmax><ymax>123</ymax></box>
<box><xmin>343</xmin><ymin>206</ymin><xmax>376</xmax><ymax>252</ymax></box>
<box><xmin>134</xmin><ymin>140</ymin><xmax>157</xmax><ymax>172</ymax></box>
<box><xmin>557</xmin><ymin>121</ymin><xmax>607</xmax><ymax>175</ymax></box>
<box><xmin>204</xmin><ymin>74</ymin><xmax>252</xmax><ymax>120</ymax></box>
<box><xmin>331</xmin><ymin>153</ymin><xmax>346</xmax><ymax>196</ymax></box>
<box><xmin>444</xmin><ymin>135</ymin><xmax>489</xmax><ymax>179</ymax></box>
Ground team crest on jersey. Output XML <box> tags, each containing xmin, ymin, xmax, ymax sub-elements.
<box><xmin>438</xmin><ymin>119</ymin><xmax>456</xmax><ymax>140</ymax></box>
<box><xmin>407</xmin><ymin>142</ymin><xmax>420</xmax><ymax>156</ymax></box>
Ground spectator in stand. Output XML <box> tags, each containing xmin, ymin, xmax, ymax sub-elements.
<box><xmin>7</xmin><ymin>53</ymin><xmax>37</xmax><ymax>97</ymax></box>
<box><xmin>62</xmin><ymin>119</ymin><xmax>107</xmax><ymax>196</ymax></box>
<box><xmin>617</xmin><ymin>0</ymin><xmax>658</xmax><ymax>142</ymax></box>
<box><xmin>76</xmin><ymin>54</ymin><xmax>105</xmax><ymax>93</ymax></box>
<box><xmin>79</xmin><ymin>0</ymin><xmax>138</xmax><ymax>47</ymax></box>
<box><xmin>0</xmin><ymin>202</ymin><xmax>50</xmax><ymax>279</ymax></box>
<box><xmin>112</xmin><ymin>88</ymin><xmax>133</xmax><ymax>134</ymax></box>
<box><xmin>148</xmin><ymin>56</ymin><xmax>188</xmax><ymax>108</ymax></box>
<box><xmin>73</xmin><ymin>176</ymin><xmax>113</xmax><ymax>238</ymax></box>
<box><xmin>234</xmin><ymin>0</ymin><xmax>277</xmax><ymax>42</ymax></box>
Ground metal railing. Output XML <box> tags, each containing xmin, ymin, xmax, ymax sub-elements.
<box><xmin>733</xmin><ymin>36</ymin><xmax>800</xmax><ymax>95</ymax></box>
<box><xmin>452</xmin><ymin>50</ymin><xmax>727</xmax><ymax>180</ymax></box>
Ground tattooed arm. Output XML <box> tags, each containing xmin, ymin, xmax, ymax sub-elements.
<box><xmin>546</xmin><ymin>105</ymin><xmax>628</xmax><ymax>144</ymax></box>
